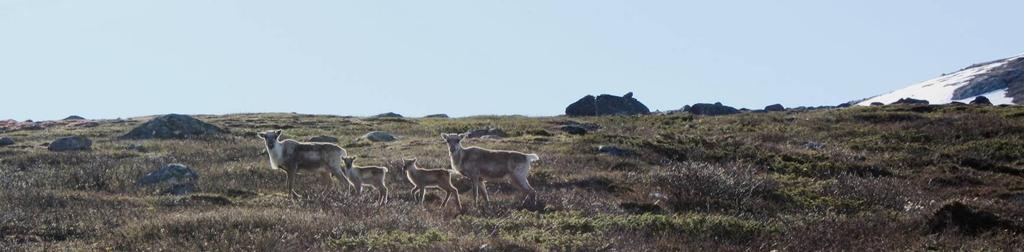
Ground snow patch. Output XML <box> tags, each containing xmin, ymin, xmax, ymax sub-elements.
<box><xmin>859</xmin><ymin>55</ymin><xmax>1023</xmax><ymax>106</ymax></box>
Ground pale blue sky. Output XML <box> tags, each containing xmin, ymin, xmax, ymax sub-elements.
<box><xmin>2</xmin><ymin>0</ymin><xmax>1022</xmax><ymax>120</ymax></box>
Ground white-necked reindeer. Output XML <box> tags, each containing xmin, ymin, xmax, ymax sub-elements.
<box><xmin>341</xmin><ymin>156</ymin><xmax>389</xmax><ymax>206</ymax></box>
<box><xmin>258</xmin><ymin>130</ymin><xmax>353</xmax><ymax>198</ymax></box>
<box><xmin>442</xmin><ymin>133</ymin><xmax>539</xmax><ymax>206</ymax></box>
<box><xmin>400</xmin><ymin>158</ymin><xmax>461</xmax><ymax>209</ymax></box>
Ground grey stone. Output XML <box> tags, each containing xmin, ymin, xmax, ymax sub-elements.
<box><xmin>138</xmin><ymin>163</ymin><xmax>199</xmax><ymax>196</ymax></box>
<box><xmin>0</xmin><ymin>137</ymin><xmax>14</xmax><ymax>146</ymax></box>
<box><xmin>48</xmin><ymin>136</ymin><xmax>92</xmax><ymax>151</ymax></box>
<box><xmin>359</xmin><ymin>131</ymin><xmax>397</xmax><ymax>142</ymax></box>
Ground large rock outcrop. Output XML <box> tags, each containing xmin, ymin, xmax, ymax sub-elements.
<box><xmin>122</xmin><ymin>114</ymin><xmax>226</xmax><ymax>139</ymax></box>
<box><xmin>566</xmin><ymin>92</ymin><xmax>651</xmax><ymax>116</ymax></box>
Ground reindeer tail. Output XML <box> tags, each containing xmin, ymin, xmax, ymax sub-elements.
<box><xmin>526</xmin><ymin>153</ymin><xmax>540</xmax><ymax>163</ymax></box>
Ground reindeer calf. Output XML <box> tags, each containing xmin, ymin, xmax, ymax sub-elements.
<box><xmin>401</xmin><ymin>159</ymin><xmax>461</xmax><ymax>209</ymax></box>
<box><xmin>341</xmin><ymin>156</ymin><xmax>389</xmax><ymax>206</ymax></box>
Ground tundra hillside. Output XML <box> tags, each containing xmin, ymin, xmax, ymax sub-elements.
<box><xmin>2</xmin><ymin>105</ymin><xmax>1024</xmax><ymax>251</ymax></box>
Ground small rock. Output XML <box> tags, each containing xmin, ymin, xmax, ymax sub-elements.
<box><xmin>359</xmin><ymin>131</ymin><xmax>397</xmax><ymax>142</ymax></box>
<box><xmin>803</xmin><ymin>141</ymin><xmax>825</xmax><ymax>150</ymax></box>
<box><xmin>424</xmin><ymin>114</ymin><xmax>449</xmax><ymax>118</ymax></box>
<box><xmin>598</xmin><ymin>145</ymin><xmax>631</xmax><ymax>156</ymax></box>
<box><xmin>559</xmin><ymin>125</ymin><xmax>588</xmax><ymax>135</ymax></box>
<box><xmin>870</xmin><ymin>102</ymin><xmax>885</xmax><ymax>106</ymax></box>
<box><xmin>464</xmin><ymin>128</ymin><xmax>506</xmax><ymax>138</ymax></box>
<box><xmin>126</xmin><ymin>143</ymin><xmax>148</xmax><ymax>152</ymax></box>
<box><xmin>969</xmin><ymin>96</ymin><xmax>993</xmax><ymax>106</ymax></box>
<box><xmin>48</xmin><ymin>136</ymin><xmax>92</xmax><ymax>151</ymax></box>
<box><xmin>949</xmin><ymin>101</ymin><xmax>967</xmax><ymax>106</ymax></box>
<box><xmin>373</xmin><ymin>112</ymin><xmax>403</xmax><ymax>118</ymax></box>
<box><xmin>307</xmin><ymin>135</ymin><xmax>339</xmax><ymax>143</ymax></box>
<box><xmin>0</xmin><ymin>137</ymin><xmax>14</xmax><ymax>146</ymax></box>
<box><xmin>764</xmin><ymin>104</ymin><xmax>785</xmax><ymax>112</ymax></box>
<box><xmin>63</xmin><ymin>115</ymin><xmax>86</xmax><ymax>120</ymax></box>
<box><xmin>138</xmin><ymin>163</ymin><xmax>200</xmax><ymax>196</ymax></box>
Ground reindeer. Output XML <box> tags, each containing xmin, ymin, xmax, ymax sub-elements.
<box><xmin>341</xmin><ymin>156</ymin><xmax>390</xmax><ymax>206</ymax></box>
<box><xmin>399</xmin><ymin>158</ymin><xmax>461</xmax><ymax>209</ymax></box>
<box><xmin>257</xmin><ymin>130</ymin><xmax>353</xmax><ymax>198</ymax></box>
<box><xmin>442</xmin><ymin>133</ymin><xmax>539</xmax><ymax>206</ymax></box>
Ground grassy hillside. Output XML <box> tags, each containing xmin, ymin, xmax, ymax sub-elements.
<box><xmin>2</xmin><ymin>105</ymin><xmax>1024</xmax><ymax>251</ymax></box>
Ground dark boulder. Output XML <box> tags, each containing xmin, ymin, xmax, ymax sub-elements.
<box><xmin>892</xmin><ymin>98</ymin><xmax>930</xmax><ymax>105</ymax></box>
<box><xmin>837</xmin><ymin>102</ymin><xmax>854</xmax><ymax>108</ymax></box>
<box><xmin>63</xmin><ymin>115</ymin><xmax>85</xmax><ymax>120</ymax></box>
<box><xmin>0</xmin><ymin>137</ymin><xmax>14</xmax><ymax>146</ymax></box>
<box><xmin>48</xmin><ymin>136</ymin><xmax>92</xmax><ymax>151</ymax></box>
<box><xmin>307</xmin><ymin>135</ymin><xmax>339</xmax><ymax>143</ymax></box>
<box><xmin>764</xmin><ymin>104</ymin><xmax>785</xmax><ymax>112</ymax></box>
<box><xmin>464</xmin><ymin>128</ymin><xmax>507</xmax><ymax>139</ymax></box>
<box><xmin>870</xmin><ymin>102</ymin><xmax>885</xmax><ymax>106</ymax></box>
<box><xmin>122</xmin><ymin>114</ymin><xmax>226</xmax><ymax>139</ymax></box>
<box><xmin>424</xmin><ymin>114</ymin><xmax>449</xmax><ymax>118</ymax></box>
<box><xmin>565</xmin><ymin>92</ymin><xmax>651</xmax><ymax>116</ymax></box>
<box><xmin>138</xmin><ymin>163</ymin><xmax>200</xmax><ymax>196</ymax></box>
<box><xmin>969</xmin><ymin>96</ymin><xmax>993</xmax><ymax>106</ymax></box>
<box><xmin>686</xmin><ymin>102</ymin><xmax>740</xmax><ymax>116</ymax></box>
<box><xmin>558</xmin><ymin>125</ymin><xmax>588</xmax><ymax>135</ymax></box>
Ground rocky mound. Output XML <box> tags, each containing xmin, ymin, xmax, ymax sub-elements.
<box><xmin>122</xmin><ymin>114</ymin><xmax>226</xmax><ymax>139</ymax></box>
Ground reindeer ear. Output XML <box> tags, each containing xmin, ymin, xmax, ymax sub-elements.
<box><xmin>441</xmin><ymin>133</ymin><xmax>449</xmax><ymax>139</ymax></box>
<box><xmin>274</xmin><ymin>130</ymin><xmax>282</xmax><ymax>135</ymax></box>
<box><xmin>457</xmin><ymin>133</ymin><xmax>468</xmax><ymax>139</ymax></box>
<box><xmin>257</xmin><ymin>132</ymin><xmax>265</xmax><ymax>138</ymax></box>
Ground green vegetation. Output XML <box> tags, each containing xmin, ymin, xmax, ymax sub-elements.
<box><xmin>2</xmin><ymin>105</ymin><xmax>1024</xmax><ymax>250</ymax></box>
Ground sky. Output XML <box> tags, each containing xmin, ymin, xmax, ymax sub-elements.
<box><xmin>2</xmin><ymin>0</ymin><xmax>1023</xmax><ymax>120</ymax></box>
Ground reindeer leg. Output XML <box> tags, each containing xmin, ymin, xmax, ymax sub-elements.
<box><xmin>480</xmin><ymin>181</ymin><xmax>491</xmax><ymax>203</ymax></box>
<box><xmin>513</xmin><ymin>165</ymin><xmax>538</xmax><ymax>206</ymax></box>
<box><xmin>287</xmin><ymin>165</ymin><xmax>301</xmax><ymax>199</ymax></box>
<box><xmin>471</xmin><ymin>176</ymin><xmax>481</xmax><ymax>206</ymax></box>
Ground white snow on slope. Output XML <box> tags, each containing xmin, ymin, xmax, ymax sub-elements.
<box><xmin>859</xmin><ymin>55</ymin><xmax>1023</xmax><ymax>106</ymax></box>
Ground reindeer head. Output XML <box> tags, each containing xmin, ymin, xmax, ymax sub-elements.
<box><xmin>441</xmin><ymin>133</ymin><xmax>466</xmax><ymax>152</ymax></box>
<box><xmin>401</xmin><ymin>158</ymin><xmax>417</xmax><ymax>172</ymax></box>
<box><xmin>342</xmin><ymin>156</ymin><xmax>357</xmax><ymax>168</ymax></box>
<box><xmin>257</xmin><ymin>130</ymin><xmax>282</xmax><ymax>149</ymax></box>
